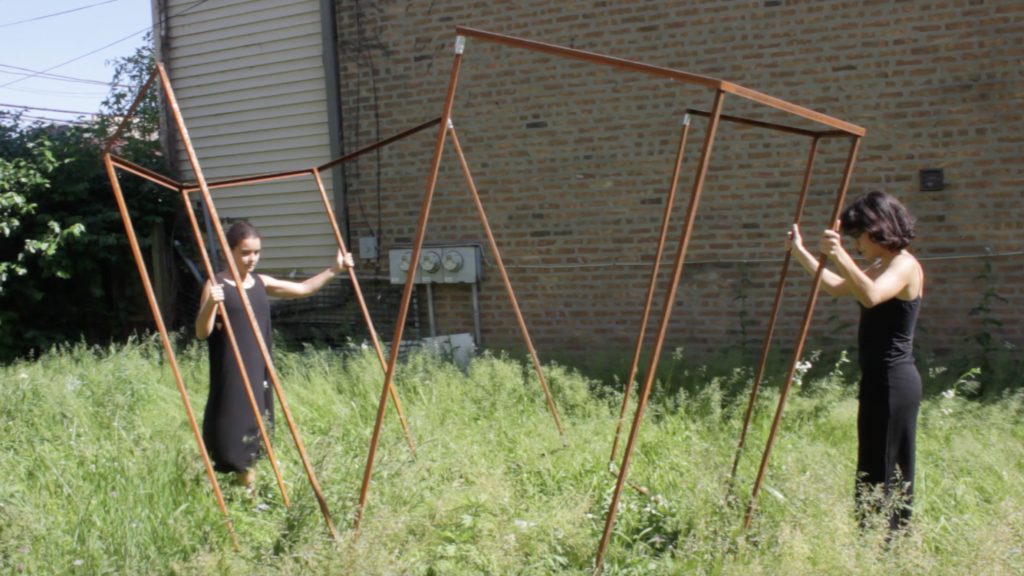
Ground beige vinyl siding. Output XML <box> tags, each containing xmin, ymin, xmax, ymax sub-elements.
<box><xmin>164</xmin><ymin>0</ymin><xmax>335</xmax><ymax>273</ymax></box>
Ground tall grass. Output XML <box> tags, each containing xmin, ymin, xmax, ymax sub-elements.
<box><xmin>1</xmin><ymin>336</ymin><xmax>1022</xmax><ymax>574</ymax></box>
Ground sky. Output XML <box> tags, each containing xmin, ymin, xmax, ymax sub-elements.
<box><xmin>0</xmin><ymin>0</ymin><xmax>156</xmax><ymax>124</ymax></box>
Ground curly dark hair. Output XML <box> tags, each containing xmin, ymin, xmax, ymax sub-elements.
<box><xmin>226</xmin><ymin>220</ymin><xmax>261</xmax><ymax>250</ymax></box>
<box><xmin>839</xmin><ymin>191</ymin><xmax>916</xmax><ymax>251</ymax></box>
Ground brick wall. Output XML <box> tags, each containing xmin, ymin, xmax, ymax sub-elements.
<box><xmin>332</xmin><ymin>0</ymin><xmax>1023</xmax><ymax>363</ymax></box>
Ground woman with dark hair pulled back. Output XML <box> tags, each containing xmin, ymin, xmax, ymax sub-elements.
<box><xmin>195</xmin><ymin>220</ymin><xmax>353</xmax><ymax>493</ymax></box>
<box><xmin>787</xmin><ymin>190</ymin><xmax>924</xmax><ymax>532</ymax></box>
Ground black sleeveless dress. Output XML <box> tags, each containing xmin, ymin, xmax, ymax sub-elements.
<box><xmin>202</xmin><ymin>273</ymin><xmax>274</xmax><ymax>474</ymax></box>
<box><xmin>856</xmin><ymin>295</ymin><xmax>922</xmax><ymax>530</ymax></box>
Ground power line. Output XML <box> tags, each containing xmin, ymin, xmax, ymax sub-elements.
<box><xmin>2</xmin><ymin>85</ymin><xmax>108</xmax><ymax>97</ymax></box>
<box><xmin>0</xmin><ymin>0</ymin><xmax>120</xmax><ymax>29</ymax></box>
<box><xmin>0</xmin><ymin>64</ymin><xmax>129</xmax><ymax>87</ymax></box>
<box><xmin>0</xmin><ymin>0</ymin><xmax>213</xmax><ymax>90</ymax></box>
<box><xmin>0</xmin><ymin>103</ymin><xmax>97</xmax><ymax>115</ymax></box>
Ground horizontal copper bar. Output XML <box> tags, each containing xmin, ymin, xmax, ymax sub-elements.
<box><xmin>687</xmin><ymin>108</ymin><xmax>818</xmax><ymax>138</ymax></box>
<box><xmin>455</xmin><ymin>26</ymin><xmax>725</xmax><ymax>90</ymax></box>
<box><xmin>817</xmin><ymin>129</ymin><xmax>856</xmax><ymax>138</ymax></box>
<box><xmin>183</xmin><ymin>169</ymin><xmax>313</xmax><ymax>192</ymax></box>
<box><xmin>109</xmin><ymin>155</ymin><xmax>182</xmax><ymax>191</ymax></box>
<box><xmin>317</xmin><ymin>116</ymin><xmax>442</xmax><ymax>172</ymax></box>
<box><xmin>723</xmin><ymin>83</ymin><xmax>866</xmax><ymax>136</ymax></box>
<box><xmin>179</xmin><ymin>117</ymin><xmax>442</xmax><ymax>192</ymax></box>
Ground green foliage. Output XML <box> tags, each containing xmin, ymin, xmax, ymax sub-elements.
<box><xmin>0</xmin><ymin>119</ymin><xmax>85</xmax><ymax>289</ymax></box>
<box><xmin>0</xmin><ymin>35</ymin><xmax>181</xmax><ymax>362</ymax></box>
<box><xmin>1</xmin><ymin>343</ymin><xmax>1022</xmax><ymax>574</ymax></box>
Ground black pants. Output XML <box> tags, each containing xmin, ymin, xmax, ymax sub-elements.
<box><xmin>856</xmin><ymin>362</ymin><xmax>922</xmax><ymax>531</ymax></box>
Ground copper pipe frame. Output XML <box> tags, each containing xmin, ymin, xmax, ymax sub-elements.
<box><xmin>105</xmin><ymin>105</ymin><xmax>431</xmax><ymax>464</ymax></box>
<box><xmin>181</xmin><ymin>117</ymin><xmax>443</xmax><ymax>192</ymax></box>
<box><xmin>724</xmin><ymin>136</ymin><xmax>821</xmax><ymax>500</ymax></box>
<box><xmin>102</xmin><ymin>155</ymin><xmax>238</xmax><ymax>548</ymax></box>
<box><xmin>310</xmin><ymin>168</ymin><xmax>418</xmax><ymax>456</ymax></box>
<box><xmin>743</xmin><ymin>137</ymin><xmax>863</xmax><ymax>530</ymax></box>
<box><xmin>177</xmin><ymin>187</ymin><xmax>292</xmax><ymax>507</ymax></box>
<box><xmin>608</xmin><ymin>116</ymin><xmax>692</xmax><ymax>470</ymax></box>
<box><xmin>447</xmin><ymin>122</ymin><xmax>567</xmax><ymax>443</ymax></box>
<box><xmin>594</xmin><ymin>90</ymin><xmax>728</xmax><ymax>574</ymax></box>
<box><xmin>354</xmin><ymin>46</ymin><xmax>466</xmax><ymax>533</ymax></box>
<box><xmin>156</xmin><ymin>63</ymin><xmax>340</xmax><ymax>541</ymax></box>
<box><xmin>454</xmin><ymin>26</ymin><xmax>865</xmax><ymax>136</ymax></box>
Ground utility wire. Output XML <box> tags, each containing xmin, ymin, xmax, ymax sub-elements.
<box><xmin>0</xmin><ymin>64</ymin><xmax>130</xmax><ymax>87</ymax></box>
<box><xmin>0</xmin><ymin>0</ymin><xmax>120</xmax><ymax>29</ymax></box>
<box><xmin>0</xmin><ymin>0</ymin><xmax>212</xmax><ymax>90</ymax></box>
<box><xmin>0</xmin><ymin>103</ymin><xmax>97</xmax><ymax>115</ymax></box>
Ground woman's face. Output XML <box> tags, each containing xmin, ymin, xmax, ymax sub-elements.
<box><xmin>850</xmin><ymin>231</ymin><xmax>885</xmax><ymax>261</ymax></box>
<box><xmin>231</xmin><ymin>237</ymin><xmax>261</xmax><ymax>276</ymax></box>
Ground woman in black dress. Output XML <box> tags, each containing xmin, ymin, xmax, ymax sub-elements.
<box><xmin>195</xmin><ymin>221</ymin><xmax>353</xmax><ymax>491</ymax></box>
<box><xmin>786</xmin><ymin>191</ymin><xmax>923</xmax><ymax>532</ymax></box>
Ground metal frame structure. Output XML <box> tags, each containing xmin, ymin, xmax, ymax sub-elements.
<box><xmin>351</xmin><ymin>27</ymin><xmax>864</xmax><ymax>572</ymax></box>
<box><xmin>101</xmin><ymin>63</ymin><xmax>437</xmax><ymax>542</ymax></box>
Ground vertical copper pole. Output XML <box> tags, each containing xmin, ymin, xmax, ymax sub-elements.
<box><xmin>178</xmin><ymin>189</ymin><xmax>291</xmax><ymax>507</ymax></box>
<box><xmin>156</xmin><ymin>63</ymin><xmax>339</xmax><ymax>540</ymax></box>
<box><xmin>310</xmin><ymin>168</ymin><xmax>418</xmax><ymax>456</ymax></box>
<box><xmin>103</xmin><ymin>155</ymin><xmax>238</xmax><ymax>547</ymax></box>
<box><xmin>447</xmin><ymin>123</ymin><xmax>567</xmax><ymax>443</ymax></box>
<box><xmin>725</xmin><ymin>136</ymin><xmax>820</xmax><ymax>495</ymax></box>
<box><xmin>594</xmin><ymin>91</ymin><xmax>727</xmax><ymax>573</ymax></box>
<box><xmin>609</xmin><ymin>115</ymin><xmax>692</xmax><ymax>467</ymax></box>
<box><xmin>353</xmin><ymin>37</ymin><xmax>466</xmax><ymax>532</ymax></box>
<box><xmin>744</xmin><ymin>136</ymin><xmax>862</xmax><ymax>529</ymax></box>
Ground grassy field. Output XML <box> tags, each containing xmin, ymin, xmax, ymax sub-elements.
<box><xmin>1</xmin><ymin>337</ymin><xmax>1022</xmax><ymax>575</ymax></box>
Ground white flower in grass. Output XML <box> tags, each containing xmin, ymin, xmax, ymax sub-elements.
<box><xmin>18</xmin><ymin>373</ymin><xmax>27</xmax><ymax>379</ymax></box>
<box><xmin>942</xmin><ymin>389</ymin><xmax>956</xmax><ymax>399</ymax></box>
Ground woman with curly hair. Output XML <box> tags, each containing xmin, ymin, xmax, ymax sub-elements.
<box><xmin>786</xmin><ymin>191</ymin><xmax>923</xmax><ymax>532</ymax></box>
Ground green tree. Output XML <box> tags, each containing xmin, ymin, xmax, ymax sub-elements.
<box><xmin>0</xmin><ymin>35</ymin><xmax>183</xmax><ymax>361</ymax></box>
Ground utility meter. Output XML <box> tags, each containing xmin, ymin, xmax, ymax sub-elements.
<box><xmin>442</xmin><ymin>251</ymin><xmax>464</xmax><ymax>272</ymax></box>
<box><xmin>420</xmin><ymin>251</ymin><xmax>442</xmax><ymax>274</ymax></box>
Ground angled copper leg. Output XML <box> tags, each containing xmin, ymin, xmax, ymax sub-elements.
<box><xmin>594</xmin><ymin>90</ymin><xmax>727</xmax><ymax>574</ymax></box>
<box><xmin>610</xmin><ymin>115</ymin><xmax>692</xmax><ymax>469</ymax></box>
<box><xmin>353</xmin><ymin>38</ymin><xmax>466</xmax><ymax>533</ymax></box>
<box><xmin>103</xmin><ymin>155</ymin><xmax>238</xmax><ymax>547</ymax></box>
<box><xmin>446</xmin><ymin>123</ymin><xmax>567</xmax><ymax>444</ymax></box>
<box><xmin>178</xmin><ymin>189</ymin><xmax>291</xmax><ymax>507</ymax></box>
<box><xmin>157</xmin><ymin>63</ymin><xmax>339</xmax><ymax>540</ymax></box>
<box><xmin>724</xmin><ymin>136</ymin><xmax>820</xmax><ymax>500</ymax></box>
<box><xmin>310</xmin><ymin>168</ymin><xmax>418</xmax><ymax>456</ymax></box>
<box><xmin>744</xmin><ymin>136</ymin><xmax>862</xmax><ymax>529</ymax></box>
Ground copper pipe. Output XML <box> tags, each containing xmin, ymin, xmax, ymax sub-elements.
<box><xmin>354</xmin><ymin>42</ymin><xmax>465</xmax><ymax>533</ymax></box>
<box><xmin>156</xmin><ymin>63</ymin><xmax>339</xmax><ymax>540</ymax></box>
<box><xmin>725</xmin><ymin>136</ymin><xmax>820</xmax><ymax>497</ymax></box>
<box><xmin>178</xmin><ymin>187</ymin><xmax>291</xmax><ymax>507</ymax></box>
<box><xmin>317</xmin><ymin>117</ymin><xmax>442</xmax><ymax>172</ymax></box>
<box><xmin>109</xmin><ymin>154</ymin><xmax>181</xmax><ymax>191</ymax></box>
<box><xmin>102</xmin><ymin>69</ymin><xmax>158</xmax><ymax>155</ymax></box>
<box><xmin>183</xmin><ymin>169</ymin><xmax>314</xmax><ymax>192</ymax></box>
<box><xmin>103</xmin><ymin>155</ymin><xmax>237</xmax><ymax>547</ymax></box>
<box><xmin>180</xmin><ymin>118</ymin><xmax>444</xmax><ymax>192</ymax></box>
<box><xmin>609</xmin><ymin>117</ymin><xmax>692</xmax><ymax>467</ymax></box>
<box><xmin>456</xmin><ymin>26</ymin><xmax>723</xmax><ymax>90</ymax></box>
<box><xmin>310</xmin><ymin>168</ymin><xmax>418</xmax><ymax>456</ymax></box>
<box><xmin>686</xmin><ymin>108</ymin><xmax>818</xmax><ymax>138</ymax></box>
<box><xmin>453</xmin><ymin>27</ymin><xmax>864</xmax><ymax>136</ymax></box>
<box><xmin>447</xmin><ymin>123</ymin><xmax>567</xmax><ymax>444</ymax></box>
<box><xmin>594</xmin><ymin>91</ymin><xmax>727</xmax><ymax>573</ymax></box>
<box><xmin>724</xmin><ymin>84</ymin><xmax>865</xmax><ymax>136</ymax></box>
<box><xmin>744</xmin><ymin>136</ymin><xmax>862</xmax><ymax>529</ymax></box>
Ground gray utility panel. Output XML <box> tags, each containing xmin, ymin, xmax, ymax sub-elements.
<box><xmin>389</xmin><ymin>245</ymin><xmax>482</xmax><ymax>285</ymax></box>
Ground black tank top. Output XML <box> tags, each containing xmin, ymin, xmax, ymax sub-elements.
<box><xmin>857</xmin><ymin>296</ymin><xmax>921</xmax><ymax>373</ymax></box>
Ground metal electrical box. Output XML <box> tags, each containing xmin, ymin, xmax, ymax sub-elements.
<box><xmin>389</xmin><ymin>245</ymin><xmax>482</xmax><ymax>285</ymax></box>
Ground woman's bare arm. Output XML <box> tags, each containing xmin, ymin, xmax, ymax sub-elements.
<box><xmin>195</xmin><ymin>281</ymin><xmax>224</xmax><ymax>339</ymax></box>
<box><xmin>261</xmin><ymin>251</ymin><xmax>354</xmax><ymax>299</ymax></box>
<box><xmin>787</xmin><ymin>224</ymin><xmax>851</xmax><ymax>298</ymax></box>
